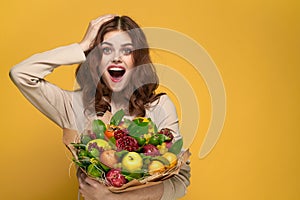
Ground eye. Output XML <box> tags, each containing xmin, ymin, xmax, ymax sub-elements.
<box><xmin>121</xmin><ymin>47</ymin><xmax>133</xmax><ymax>56</ymax></box>
<box><xmin>102</xmin><ymin>47</ymin><xmax>113</xmax><ymax>55</ymax></box>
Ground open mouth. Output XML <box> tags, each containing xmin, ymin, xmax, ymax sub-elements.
<box><xmin>107</xmin><ymin>66</ymin><xmax>126</xmax><ymax>82</ymax></box>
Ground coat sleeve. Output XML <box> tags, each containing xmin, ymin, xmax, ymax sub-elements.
<box><xmin>148</xmin><ymin>95</ymin><xmax>181</xmax><ymax>140</ymax></box>
<box><xmin>149</xmin><ymin>95</ymin><xmax>191</xmax><ymax>199</ymax></box>
<box><xmin>161</xmin><ymin>162</ymin><xmax>191</xmax><ymax>199</ymax></box>
<box><xmin>9</xmin><ymin>44</ymin><xmax>86</xmax><ymax>130</ymax></box>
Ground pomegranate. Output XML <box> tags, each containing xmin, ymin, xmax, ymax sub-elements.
<box><xmin>159</xmin><ymin>128</ymin><xmax>174</xmax><ymax>141</ymax></box>
<box><xmin>106</xmin><ymin>169</ymin><xmax>127</xmax><ymax>187</ymax></box>
<box><xmin>114</xmin><ymin>129</ymin><xmax>128</xmax><ymax>140</ymax></box>
<box><xmin>116</xmin><ymin>136</ymin><xmax>139</xmax><ymax>152</ymax></box>
<box><xmin>142</xmin><ymin>144</ymin><xmax>160</xmax><ymax>156</ymax></box>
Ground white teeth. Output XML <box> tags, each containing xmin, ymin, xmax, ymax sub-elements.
<box><xmin>109</xmin><ymin>67</ymin><xmax>124</xmax><ymax>71</ymax></box>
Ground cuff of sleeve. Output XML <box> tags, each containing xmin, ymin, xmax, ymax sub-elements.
<box><xmin>161</xmin><ymin>179</ymin><xmax>175</xmax><ymax>200</ymax></box>
<box><xmin>64</xmin><ymin>43</ymin><xmax>86</xmax><ymax>64</ymax></box>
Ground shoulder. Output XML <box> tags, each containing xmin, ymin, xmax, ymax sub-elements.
<box><xmin>146</xmin><ymin>94</ymin><xmax>180</xmax><ymax>136</ymax></box>
<box><xmin>150</xmin><ymin>94</ymin><xmax>175</xmax><ymax>108</ymax></box>
<box><xmin>147</xmin><ymin>94</ymin><xmax>178</xmax><ymax>118</ymax></box>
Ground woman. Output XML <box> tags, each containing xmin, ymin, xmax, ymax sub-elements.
<box><xmin>10</xmin><ymin>14</ymin><xmax>190</xmax><ymax>200</ymax></box>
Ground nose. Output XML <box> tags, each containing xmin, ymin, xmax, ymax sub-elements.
<box><xmin>112</xmin><ymin>54</ymin><xmax>122</xmax><ymax>63</ymax></box>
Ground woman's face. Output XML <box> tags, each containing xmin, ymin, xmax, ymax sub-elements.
<box><xmin>99</xmin><ymin>30</ymin><xmax>134</xmax><ymax>92</ymax></box>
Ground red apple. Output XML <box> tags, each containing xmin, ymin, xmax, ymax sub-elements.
<box><xmin>142</xmin><ymin>144</ymin><xmax>160</xmax><ymax>156</ymax></box>
<box><xmin>99</xmin><ymin>150</ymin><xmax>118</xmax><ymax>168</ymax></box>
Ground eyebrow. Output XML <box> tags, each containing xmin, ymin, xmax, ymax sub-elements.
<box><xmin>101</xmin><ymin>42</ymin><xmax>133</xmax><ymax>47</ymax></box>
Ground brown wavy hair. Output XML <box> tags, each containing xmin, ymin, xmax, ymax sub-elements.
<box><xmin>75</xmin><ymin>16</ymin><xmax>165</xmax><ymax>117</ymax></box>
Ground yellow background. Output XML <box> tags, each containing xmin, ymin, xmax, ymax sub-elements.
<box><xmin>1</xmin><ymin>0</ymin><xmax>299</xmax><ymax>199</ymax></box>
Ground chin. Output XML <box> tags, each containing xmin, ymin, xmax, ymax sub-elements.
<box><xmin>104</xmin><ymin>75</ymin><xmax>132</xmax><ymax>94</ymax></box>
<box><xmin>107</xmin><ymin>82</ymin><xmax>128</xmax><ymax>93</ymax></box>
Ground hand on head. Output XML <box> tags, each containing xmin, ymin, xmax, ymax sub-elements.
<box><xmin>79</xmin><ymin>14</ymin><xmax>117</xmax><ymax>52</ymax></box>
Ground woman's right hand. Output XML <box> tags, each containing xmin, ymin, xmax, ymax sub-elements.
<box><xmin>79</xmin><ymin>14</ymin><xmax>116</xmax><ymax>52</ymax></box>
<box><xmin>77</xmin><ymin>168</ymin><xmax>164</xmax><ymax>200</ymax></box>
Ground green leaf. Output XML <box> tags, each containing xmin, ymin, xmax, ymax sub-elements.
<box><xmin>153</xmin><ymin>123</ymin><xmax>158</xmax><ymax>134</ymax></box>
<box><xmin>133</xmin><ymin>118</ymin><xmax>149</xmax><ymax>126</ymax></box>
<box><xmin>78</xmin><ymin>149</ymin><xmax>89</xmax><ymax>157</ymax></box>
<box><xmin>123</xmin><ymin>169</ymin><xmax>144</xmax><ymax>181</ymax></box>
<box><xmin>161</xmin><ymin>134</ymin><xmax>171</xmax><ymax>142</ymax></box>
<box><xmin>128</xmin><ymin>123</ymin><xmax>148</xmax><ymax>137</ymax></box>
<box><xmin>110</xmin><ymin>109</ymin><xmax>125</xmax><ymax>126</ymax></box>
<box><xmin>99</xmin><ymin>162</ymin><xmax>111</xmax><ymax>173</ymax></box>
<box><xmin>115</xmin><ymin>150</ymin><xmax>129</xmax><ymax>159</ymax></box>
<box><xmin>133</xmin><ymin>121</ymin><xmax>148</xmax><ymax>127</ymax></box>
<box><xmin>81</xmin><ymin>135</ymin><xmax>92</xmax><ymax>145</ymax></box>
<box><xmin>71</xmin><ymin>143</ymin><xmax>86</xmax><ymax>150</ymax></box>
<box><xmin>108</xmin><ymin>136</ymin><xmax>116</xmax><ymax>146</ymax></box>
<box><xmin>151</xmin><ymin>156</ymin><xmax>170</xmax><ymax>166</ymax></box>
<box><xmin>89</xmin><ymin>148</ymin><xmax>100</xmax><ymax>158</ymax></box>
<box><xmin>169</xmin><ymin>138</ymin><xmax>183</xmax><ymax>155</ymax></box>
<box><xmin>77</xmin><ymin>157</ymin><xmax>91</xmax><ymax>167</ymax></box>
<box><xmin>92</xmin><ymin>119</ymin><xmax>106</xmax><ymax>139</ymax></box>
<box><xmin>120</xmin><ymin>118</ymin><xmax>132</xmax><ymax>129</ymax></box>
<box><xmin>73</xmin><ymin>159</ymin><xmax>85</xmax><ymax>167</ymax></box>
<box><xmin>124</xmin><ymin>175</ymin><xmax>135</xmax><ymax>181</ymax></box>
<box><xmin>142</xmin><ymin>157</ymin><xmax>151</xmax><ymax>169</ymax></box>
<box><xmin>87</xmin><ymin>164</ymin><xmax>103</xmax><ymax>178</ymax></box>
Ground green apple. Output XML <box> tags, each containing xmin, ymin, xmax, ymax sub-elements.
<box><xmin>122</xmin><ymin>152</ymin><xmax>143</xmax><ymax>173</ymax></box>
<box><xmin>86</xmin><ymin>139</ymin><xmax>111</xmax><ymax>151</ymax></box>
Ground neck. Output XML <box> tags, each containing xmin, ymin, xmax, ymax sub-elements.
<box><xmin>110</xmin><ymin>92</ymin><xmax>130</xmax><ymax>114</ymax></box>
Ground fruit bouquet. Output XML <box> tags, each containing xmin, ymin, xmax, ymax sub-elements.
<box><xmin>70</xmin><ymin>109</ymin><xmax>189</xmax><ymax>192</ymax></box>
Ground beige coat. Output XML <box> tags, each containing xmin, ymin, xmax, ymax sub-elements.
<box><xmin>10</xmin><ymin>43</ymin><xmax>190</xmax><ymax>199</ymax></box>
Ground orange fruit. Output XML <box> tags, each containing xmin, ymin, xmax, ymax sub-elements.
<box><xmin>104</xmin><ymin>129</ymin><xmax>114</xmax><ymax>139</ymax></box>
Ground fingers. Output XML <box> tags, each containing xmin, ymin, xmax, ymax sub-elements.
<box><xmin>78</xmin><ymin>174</ymin><xmax>86</xmax><ymax>185</ymax></box>
<box><xmin>78</xmin><ymin>174</ymin><xmax>99</xmax><ymax>188</ymax></box>
<box><xmin>79</xmin><ymin>14</ymin><xmax>117</xmax><ymax>51</ymax></box>
<box><xmin>78</xmin><ymin>177</ymin><xmax>103</xmax><ymax>199</ymax></box>
<box><xmin>89</xmin><ymin>14</ymin><xmax>116</xmax><ymax>32</ymax></box>
<box><xmin>77</xmin><ymin>168</ymin><xmax>87</xmax><ymax>180</ymax></box>
<box><xmin>92</xmin><ymin>14</ymin><xmax>117</xmax><ymax>26</ymax></box>
<box><xmin>84</xmin><ymin>176</ymin><xmax>100</xmax><ymax>188</ymax></box>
